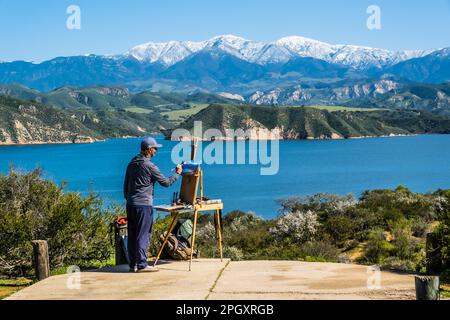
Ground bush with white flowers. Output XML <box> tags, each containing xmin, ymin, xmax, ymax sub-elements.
<box><xmin>270</xmin><ymin>210</ymin><xmax>319</xmax><ymax>243</ymax></box>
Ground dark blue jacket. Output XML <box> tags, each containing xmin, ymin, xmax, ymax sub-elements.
<box><xmin>124</xmin><ymin>153</ymin><xmax>179</xmax><ymax>206</ymax></box>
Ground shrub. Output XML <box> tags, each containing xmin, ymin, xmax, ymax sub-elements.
<box><xmin>364</xmin><ymin>228</ymin><xmax>395</xmax><ymax>263</ymax></box>
<box><xmin>196</xmin><ymin>221</ymin><xmax>216</xmax><ymax>241</ymax></box>
<box><xmin>270</xmin><ymin>210</ymin><xmax>319</xmax><ymax>243</ymax></box>
<box><xmin>429</xmin><ymin>190</ymin><xmax>450</xmax><ymax>273</ymax></box>
<box><xmin>299</xmin><ymin>241</ymin><xmax>340</xmax><ymax>262</ymax></box>
<box><xmin>223</xmin><ymin>210</ymin><xmax>247</xmax><ymax>223</ymax></box>
<box><xmin>322</xmin><ymin>215</ymin><xmax>355</xmax><ymax>246</ymax></box>
<box><xmin>0</xmin><ymin>168</ymin><xmax>114</xmax><ymax>277</ymax></box>
<box><xmin>389</xmin><ymin>219</ymin><xmax>425</xmax><ymax>271</ymax></box>
<box><xmin>381</xmin><ymin>257</ymin><xmax>417</xmax><ymax>272</ymax></box>
<box><xmin>222</xmin><ymin>246</ymin><xmax>244</xmax><ymax>261</ymax></box>
<box><xmin>360</xmin><ymin>186</ymin><xmax>436</xmax><ymax>222</ymax></box>
<box><xmin>277</xmin><ymin>193</ymin><xmax>356</xmax><ymax>217</ymax></box>
<box><xmin>255</xmin><ymin>243</ymin><xmax>306</xmax><ymax>260</ymax></box>
<box><xmin>222</xmin><ymin>212</ymin><xmax>272</xmax><ymax>256</ymax></box>
<box><xmin>337</xmin><ymin>253</ymin><xmax>352</xmax><ymax>264</ymax></box>
<box><xmin>411</xmin><ymin>217</ymin><xmax>430</xmax><ymax>237</ymax></box>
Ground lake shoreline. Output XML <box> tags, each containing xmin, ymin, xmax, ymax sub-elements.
<box><xmin>1</xmin><ymin>132</ymin><xmax>447</xmax><ymax>147</ymax></box>
<box><xmin>169</xmin><ymin>132</ymin><xmax>418</xmax><ymax>141</ymax></box>
<box><xmin>0</xmin><ymin>138</ymin><xmax>106</xmax><ymax>147</ymax></box>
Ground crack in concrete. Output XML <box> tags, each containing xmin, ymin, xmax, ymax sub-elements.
<box><xmin>205</xmin><ymin>260</ymin><xmax>230</xmax><ymax>300</ymax></box>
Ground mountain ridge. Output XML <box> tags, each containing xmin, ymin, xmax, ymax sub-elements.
<box><xmin>0</xmin><ymin>35</ymin><xmax>448</xmax><ymax>93</ymax></box>
<box><xmin>125</xmin><ymin>34</ymin><xmax>436</xmax><ymax>69</ymax></box>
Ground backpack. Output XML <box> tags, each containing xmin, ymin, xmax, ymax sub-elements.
<box><xmin>160</xmin><ymin>231</ymin><xmax>197</xmax><ymax>260</ymax></box>
<box><xmin>174</xmin><ymin>219</ymin><xmax>193</xmax><ymax>245</ymax></box>
<box><xmin>160</xmin><ymin>219</ymin><xmax>197</xmax><ymax>260</ymax></box>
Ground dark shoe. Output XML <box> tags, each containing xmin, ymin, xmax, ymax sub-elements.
<box><xmin>129</xmin><ymin>267</ymin><xmax>137</xmax><ymax>273</ymax></box>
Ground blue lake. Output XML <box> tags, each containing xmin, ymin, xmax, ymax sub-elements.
<box><xmin>1</xmin><ymin>134</ymin><xmax>449</xmax><ymax>219</ymax></box>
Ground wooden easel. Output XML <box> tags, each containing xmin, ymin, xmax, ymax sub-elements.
<box><xmin>153</xmin><ymin>138</ymin><xmax>223</xmax><ymax>271</ymax></box>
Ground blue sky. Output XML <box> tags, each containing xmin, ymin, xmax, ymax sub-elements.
<box><xmin>0</xmin><ymin>0</ymin><xmax>449</xmax><ymax>61</ymax></box>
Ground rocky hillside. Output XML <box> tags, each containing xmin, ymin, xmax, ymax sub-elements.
<box><xmin>247</xmin><ymin>80</ymin><xmax>450</xmax><ymax>115</ymax></box>
<box><xmin>247</xmin><ymin>79</ymin><xmax>400</xmax><ymax>105</ymax></box>
<box><xmin>0</xmin><ymin>96</ymin><xmax>170</xmax><ymax>145</ymax></box>
<box><xmin>348</xmin><ymin>82</ymin><xmax>450</xmax><ymax>116</ymax></box>
<box><xmin>167</xmin><ymin>104</ymin><xmax>450</xmax><ymax>140</ymax></box>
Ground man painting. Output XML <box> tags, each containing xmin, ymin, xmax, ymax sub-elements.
<box><xmin>124</xmin><ymin>137</ymin><xmax>182</xmax><ymax>272</ymax></box>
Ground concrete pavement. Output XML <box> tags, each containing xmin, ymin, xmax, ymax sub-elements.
<box><xmin>208</xmin><ymin>261</ymin><xmax>415</xmax><ymax>300</ymax></box>
<box><xmin>7</xmin><ymin>259</ymin><xmax>228</xmax><ymax>300</ymax></box>
<box><xmin>6</xmin><ymin>260</ymin><xmax>416</xmax><ymax>300</ymax></box>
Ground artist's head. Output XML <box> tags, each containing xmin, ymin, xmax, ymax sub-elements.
<box><xmin>141</xmin><ymin>137</ymin><xmax>162</xmax><ymax>158</ymax></box>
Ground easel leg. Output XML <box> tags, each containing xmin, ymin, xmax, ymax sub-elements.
<box><xmin>215</xmin><ymin>210</ymin><xmax>223</xmax><ymax>262</ymax></box>
<box><xmin>153</xmin><ymin>212</ymin><xmax>179</xmax><ymax>267</ymax></box>
<box><xmin>189</xmin><ymin>210</ymin><xmax>199</xmax><ymax>271</ymax></box>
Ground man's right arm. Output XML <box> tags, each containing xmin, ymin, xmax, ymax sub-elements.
<box><xmin>148</xmin><ymin>162</ymin><xmax>179</xmax><ymax>187</ymax></box>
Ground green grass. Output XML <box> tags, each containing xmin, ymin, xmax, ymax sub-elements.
<box><xmin>125</xmin><ymin>106</ymin><xmax>153</xmax><ymax>114</ymax></box>
<box><xmin>162</xmin><ymin>103</ymin><xmax>209</xmax><ymax>123</ymax></box>
<box><xmin>441</xmin><ymin>282</ymin><xmax>450</xmax><ymax>299</ymax></box>
<box><xmin>295</xmin><ymin>105</ymin><xmax>385</xmax><ymax>112</ymax></box>
<box><xmin>0</xmin><ymin>278</ymin><xmax>33</xmax><ymax>300</ymax></box>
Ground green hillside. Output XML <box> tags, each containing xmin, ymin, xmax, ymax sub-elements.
<box><xmin>0</xmin><ymin>95</ymin><xmax>170</xmax><ymax>145</ymax></box>
<box><xmin>161</xmin><ymin>103</ymin><xmax>209</xmax><ymax>123</ymax></box>
<box><xmin>0</xmin><ymin>84</ymin><xmax>240</xmax><ymax>114</ymax></box>
<box><xmin>168</xmin><ymin>104</ymin><xmax>450</xmax><ymax>139</ymax></box>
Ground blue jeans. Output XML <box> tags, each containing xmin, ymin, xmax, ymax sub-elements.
<box><xmin>126</xmin><ymin>205</ymin><xmax>153</xmax><ymax>270</ymax></box>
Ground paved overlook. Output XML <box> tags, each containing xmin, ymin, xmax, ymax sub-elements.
<box><xmin>7</xmin><ymin>259</ymin><xmax>416</xmax><ymax>300</ymax></box>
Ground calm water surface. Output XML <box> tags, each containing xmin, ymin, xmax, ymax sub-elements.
<box><xmin>1</xmin><ymin>135</ymin><xmax>449</xmax><ymax>219</ymax></box>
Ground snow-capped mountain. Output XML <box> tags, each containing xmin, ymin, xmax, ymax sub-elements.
<box><xmin>125</xmin><ymin>34</ymin><xmax>435</xmax><ymax>69</ymax></box>
<box><xmin>125</xmin><ymin>35</ymin><xmax>265</xmax><ymax>66</ymax></box>
<box><xmin>125</xmin><ymin>40</ymin><xmax>205</xmax><ymax>66</ymax></box>
<box><xmin>0</xmin><ymin>35</ymin><xmax>447</xmax><ymax>93</ymax></box>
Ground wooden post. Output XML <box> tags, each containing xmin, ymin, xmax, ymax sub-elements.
<box><xmin>415</xmin><ymin>275</ymin><xmax>440</xmax><ymax>300</ymax></box>
<box><xmin>32</xmin><ymin>240</ymin><xmax>50</xmax><ymax>281</ymax></box>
